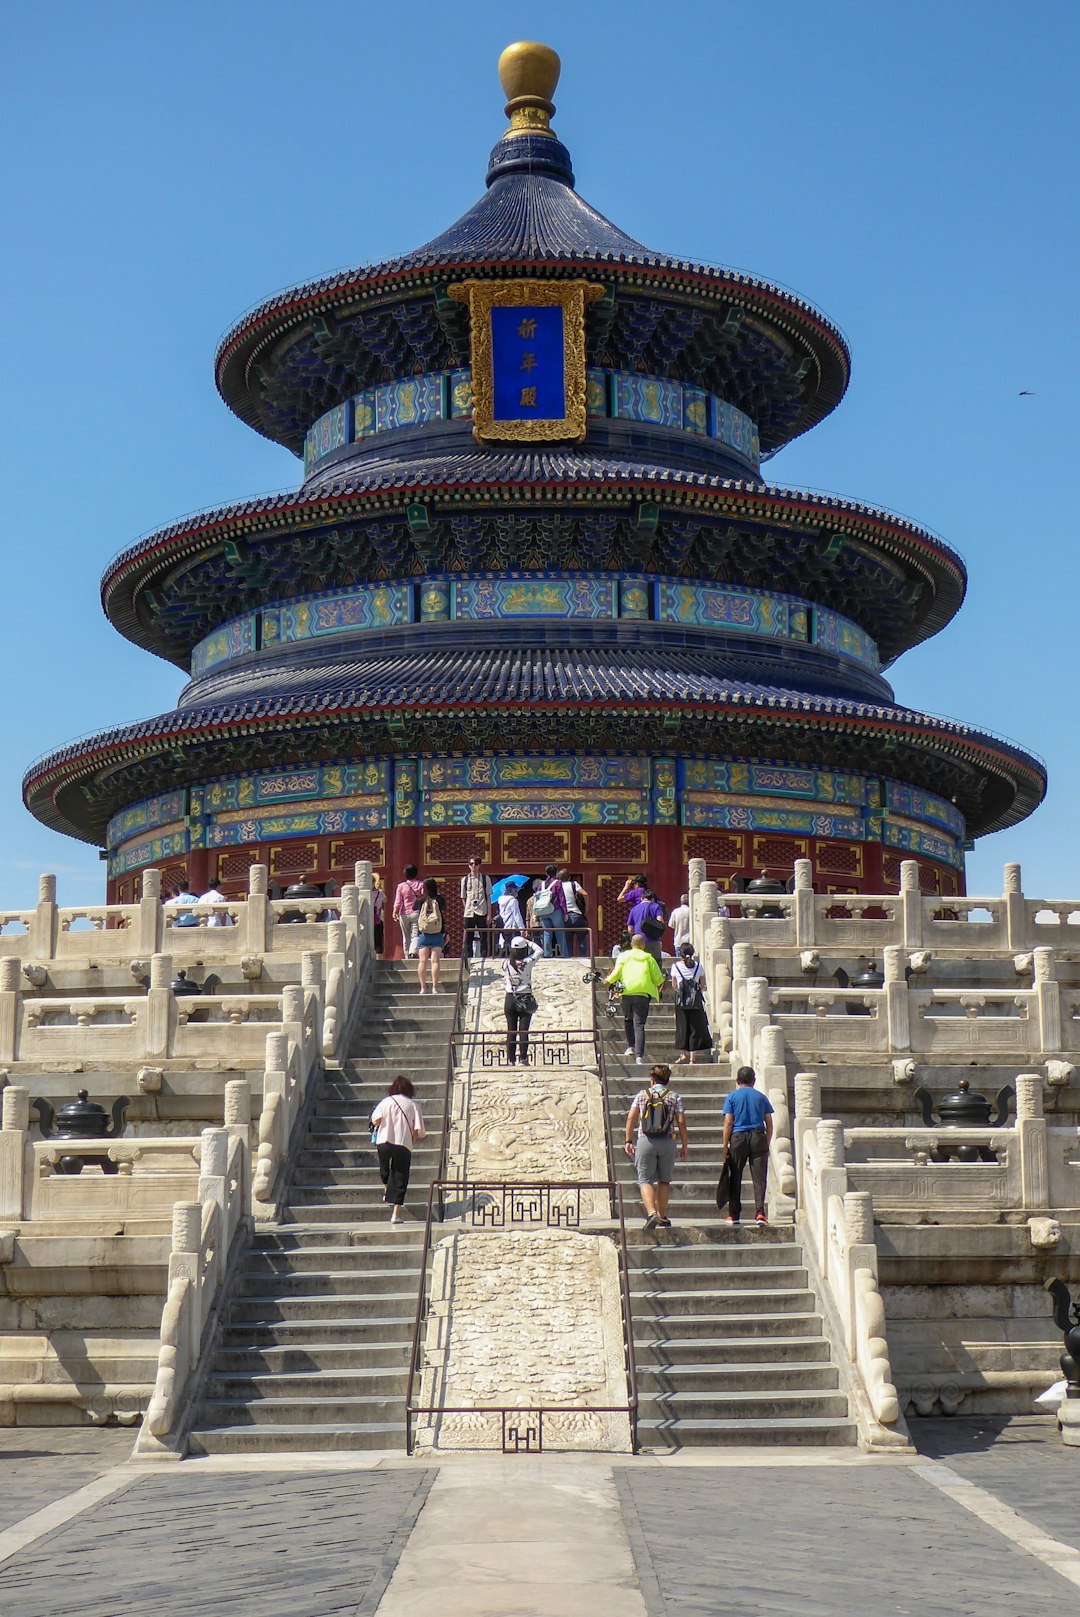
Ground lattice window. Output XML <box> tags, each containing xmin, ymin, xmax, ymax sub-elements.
<box><xmin>595</xmin><ymin>873</ymin><xmax>631</xmax><ymax>955</ymax></box>
<box><xmin>216</xmin><ymin>849</ymin><xmax>262</xmax><ymax>883</ymax></box>
<box><xmin>751</xmin><ymin>836</ymin><xmax>808</xmax><ymax>872</ymax></box>
<box><xmin>580</xmin><ymin>830</ymin><xmax>648</xmax><ymax>865</ymax></box>
<box><xmin>424</xmin><ymin>831</ymin><xmax>494</xmax><ymax>867</ymax></box>
<box><xmin>815</xmin><ymin>841</ymin><xmax>862</xmax><ymax>876</ymax></box>
<box><xmin>116</xmin><ymin>880</ymin><xmax>131</xmax><ymax>904</ymax></box>
<box><xmin>329</xmin><ymin>835</ymin><xmax>386</xmax><ymax>870</ymax></box>
<box><xmin>940</xmin><ymin>870</ymin><xmax>959</xmax><ymax>897</ymax></box>
<box><xmin>682</xmin><ymin>832</ymin><xmax>745</xmax><ymax>867</ymax></box>
<box><xmin>882</xmin><ymin>854</ymin><xmax>903</xmax><ymax>888</ymax></box>
<box><xmin>499</xmin><ymin>830</ymin><xmax>570</xmax><ymax>866</ymax></box>
<box><xmin>270</xmin><ymin>842</ymin><xmax>317</xmax><ymax>875</ymax></box>
<box><xmin>918</xmin><ymin>863</ymin><xmax>942</xmax><ymax>895</ymax></box>
<box><xmin>161</xmin><ymin>862</ymin><xmax>188</xmax><ymax>893</ymax></box>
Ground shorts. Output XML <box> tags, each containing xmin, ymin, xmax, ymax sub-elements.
<box><xmin>418</xmin><ymin>931</ymin><xmax>445</xmax><ymax>951</ymax></box>
<box><xmin>634</xmin><ymin>1134</ymin><xmax>677</xmax><ymax>1186</ymax></box>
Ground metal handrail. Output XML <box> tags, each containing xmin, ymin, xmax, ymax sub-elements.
<box><xmin>432</xmin><ymin>953</ymin><xmax>470</xmax><ymax>1212</ymax></box>
<box><xmin>587</xmin><ymin>940</ymin><xmax>619</xmax><ymax>1200</ymax></box>
<box><xmin>404</xmin><ymin>1178</ymin><xmax>638</xmax><ymax>1455</ymax></box>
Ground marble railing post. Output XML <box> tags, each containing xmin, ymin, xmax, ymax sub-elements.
<box><xmin>1015</xmin><ymin>1073</ymin><xmax>1049</xmax><ymax>1210</ymax></box>
<box><xmin>1003</xmin><ymin>862</ymin><xmax>1026</xmax><ymax>951</ymax></box>
<box><xmin>0</xmin><ymin>957</ymin><xmax>20</xmax><ymax>1063</ymax></box>
<box><xmin>899</xmin><ymin>861</ymin><xmax>922</xmax><ymax>950</ymax></box>
<box><xmin>883</xmin><ymin>946</ymin><xmax>910</xmax><ymax>1052</ymax></box>
<box><xmin>138</xmin><ymin>868</ymin><xmax>164</xmax><ymax>957</ymax></box>
<box><xmin>1033</xmin><ymin>947</ymin><xmax>1060</xmax><ymax>1054</ymax></box>
<box><xmin>792</xmin><ymin>1072</ymin><xmax>821</xmax><ymax>1207</ymax></box>
<box><xmin>687</xmin><ymin>858</ymin><xmax>706</xmax><ymax>900</ymax></box>
<box><xmin>224</xmin><ymin>1077</ymin><xmax>251</xmax><ymax>1151</ymax></box>
<box><xmin>169</xmin><ymin>1201</ymin><xmax>202</xmax><ymax>1368</ymax></box>
<box><xmin>815</xmin><ymin>1119</ymin><xmax>847</xmax><ymax>1271</ymax></box>
<box><xmin>758</xmin><ymin>1024</ymin><xmax>795</xmax><ymax>1208</ymax></box>
<box><xmin>693</xmin><ymin>880</ymin><xmax>719</xmax><ymax>962</ymax></box>
<box><xmin>245</xmin><ymin>865</ymin><xmax>271</xmax><ymax>953</ymax></box>
<box><xmin>30</xmin><ymin>874</ymin><xmax>58</xmax><ymax>961</ymax></box>
<box><xmin>198</xmin><ymin>1127</ymin><xmax>230</xmax><ymax>1222</ymax></box>
<box><xmin>793</xmin><ymin>858</ymin><xmax>815</xmax><ymax>948</ymax></box>
<box><xmin>146</xmin><ymin>954</ymin><xmax>173</xmax><ymax>1059</ymax></box>
<box><xmin>707</xmin><ymin>916</ymin><xmax>734</xmax><ymax>1055</ymax></box>
<box><xmin>0</xmin><ymin>1086</ymin><xmax>30</xmax><ymax>1219</ymax></box>
<box><xmin>352</xmin><ymin>863</ymin><xmax>372</xmax><ymax>961</ymax></box>
<box><xmin>743</xmin><ymin>978</ymin><xmax>771</xmax><ymax>1067</ymax></box>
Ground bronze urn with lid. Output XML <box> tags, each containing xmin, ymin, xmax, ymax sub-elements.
<box><xmin>34</xmin><ymin>1089</ymin><xmax>129</xmax><ymax>1175</ymax></box>
<box><xmin>913</xmin><ymin>1078</ymin><xmax>1013</xmax><ymax>1162</ymax></box>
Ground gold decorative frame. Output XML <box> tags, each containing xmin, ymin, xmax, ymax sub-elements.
<box><xmin>447</xmin><ymin>279</ymin><xmax>604</xmax><ymax>443</ymax></box>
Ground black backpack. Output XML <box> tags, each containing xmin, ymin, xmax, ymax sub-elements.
<box><xmin>674</xmin><ymin>966</ymin><xmax>703</xmax><ymax>1011</ymax></box>
<box><xmin>640</xmin><ymin>1087</ymin><xmax>672</xmax><ymax>1138</ymax></box>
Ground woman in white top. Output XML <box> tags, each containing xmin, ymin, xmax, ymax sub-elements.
<box><xmin>369</xmin><ymin>1075</ymin><xmax>426</xmax><ymax>1224</ymax></box>
<box><xmin>670</xmin><ymin>942</ymin><xmax>712</xmax><ymax>1064</ymax></box>
<box><xmin>502</xmin><ymin>937</ymin><xmax>543</xmax><ymax>1064</ymax></box>
<box><xmin>496</xmin><ymin>884</ymin><xmax>525</xmax><ymax>951</ymax></box>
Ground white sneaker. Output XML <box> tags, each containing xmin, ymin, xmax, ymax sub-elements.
<box><xmin>635</xmin><ymin>1057</ymin><xmax>645</xmax><ymax>1064</ymax></box>
<box><xmin>623</xmin><ymin>1048</ymin><xmax>634</xmax><ymax>1058</ymax></box>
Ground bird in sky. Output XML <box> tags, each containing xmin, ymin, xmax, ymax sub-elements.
<box><xmin>1019</xmin><ymin>390</ymin><xmax>1035</xmax><ymax>396</ymax></box>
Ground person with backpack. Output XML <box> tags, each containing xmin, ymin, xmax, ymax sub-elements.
<box><xmin>556</xmin><ymin>867</ymin><xmax>588</xmax><ymax>957</ymax></box>
<box><xmin>415</xmin><ymin>877</ymin><xmax>444</xmax><ymax>993</ymax></box>
<box><xmin>502</xmin><ymin>936</ymin><xmax>543</xmax><ymax>1064</ymax></box>
<box><xmin>392</xmin><ymin>864</ymin><xmax>424</xmax><ymax>960</ymax></box>
<box><xmin>623</xmin><ymin>1062</ymin><xmax>687</xmax><ymax>1229</ymax></box>
<box><xmin>628</xmin><ymin>886</ymin><xmax>667</xmax><ymax>967</ymax></box>
<box><xmin>496</xmin><ymin>881</ymin><xmax>525</xmax><ymax>952</ymax></box>
<box><xmin>532</xmin><ymin>863</ymin><xmax>568</xmax><ymax>958</ymax></box>
<box><xmin>721</xmin><ymin>1065</ymin><xmax>774</xmax><ymax>1226</ymax></box>
<box><xmin>605</xmin><ymin>933</ymin><xmax>664</xmax><ymax>1064</ymax></box>
<box><xmin>670</xmin><ymin>942</ymin><xmax>712</xmax><ymax>1063</ymax></box>
<box><xmin>369</xmin><ymin>1074</ymin><xmax>426</xmax><ymax>1225</ymax></box>
<box><xmin>459</xmin><ymin>856</ymin><xmax>493</xmax><ymax>957</ymax></box>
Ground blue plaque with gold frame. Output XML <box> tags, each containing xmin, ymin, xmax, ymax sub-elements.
<box><xmin>448</xmin><ymin>279</ymin><xmax>604</xmax><ymax>443</ymax></box>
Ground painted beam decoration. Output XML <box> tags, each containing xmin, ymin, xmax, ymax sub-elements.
<box><xmin>448</xmin><ymin>280</ymin><xmax>604</xmax><ymax>442</ymax></box>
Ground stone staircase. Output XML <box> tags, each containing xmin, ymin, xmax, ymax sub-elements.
<box><xmin>187</xmin><ymin>960</ymin><xmax>459</xmax><ymax>1454</ymax></box>
<box><xmin>597</xmin><ymin>977</ymin><xmax>856</xmax><ymax>1447</ymax></box>
<box><xmin>628</xmin><ymin>1230</ymin><xmax>856</xmax><ymax>1447</ymax></box>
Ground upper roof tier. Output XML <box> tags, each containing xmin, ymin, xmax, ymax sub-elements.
<box><xmin>215</xmin><ymin>45</ymin><xmax>850</xmax><ymax>459</ymax></box>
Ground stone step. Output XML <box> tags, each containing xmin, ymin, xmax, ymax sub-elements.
<box><xmin>229</xmin><ymin>1292</ymin><xmax>417</xmax><ymax>1322</ymax></box>
<box><xmin>199</xmin><ymin>1394</ymin><xmax>404</xmax><ymax>1425</ymax></box>
<box><xmin>220</xmin><ymin>1316</ymin><xmax>419</xmax><ymax>1348</ymax></box>
<box><xmin>629</xmin><ymin>1263</ymin><xmax>808</xmax><ymax>1291</ymax></box>
<box><xmin>284</xmin><ymin>1204</ymin><xmax>428</xmax><ymax>1224</ymax></box>
<box><xmin>635</xmin><ymin>1415</ymin><xmax>857</xmax><ymax>1449</ymax></box>
<box><xmin>252</xmin><ymin>1228</ymin><xmax>426</xmax><ymax>1251</ymax></box>
<box><xmin>246</xmin><ymin>1244</ymin><xmax>422</xmax><ymax>1273</ymax></box>
<box><xmin>634</xmin><ymin>1333</ymin><xmax>828</xmax><ymax>1363</ymax></box>
<box><xmin>206</xmin><ymin>1368</ymin><xmax>408</xmax><ymax>1400</ymax></box>
<box><xmin>239</xmin><ymin>1268</ymin><xmax>421</xmax><ymax>1296</ymax></box>
<box><xmin>635</xmin><ymin>1361</ymin><xmax>840</xmax><ymax>1394</ymax></box>
<box><xmin>215</xmin><ymin>1343</ymin><xmax>412</xmax><ymax>1373</ymax></box>
<box><xmin>188</xmin><ymin>1422</ymin><xmax>404</xmax><ymax>1455</ymax></box>
<box><xmin>628</xmin><ymin>1286</ymin><xmax>815</xmax><ymax>1317</ymax></box>
<box><xmin>635</xmin><ymin>1388</ymin><xmax>849</xmax><ymax>1420</ymax></box>
<box><xmin>627</xmin><ymin>1243</ymin><xmax>802</xmax><ymax>1268</ymax></box>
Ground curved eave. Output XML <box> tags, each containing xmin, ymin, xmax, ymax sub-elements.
<box><xmin>100</xmin><ymin>469</ymin><xmax>966</xmax><ymax>667</ymax></box>
<box><xmin>213</xmin><ymin>257</ymin><xmax>850</xmax><ymax>452</ymax></box>
<box><xmin>24</xmin><ymin>688</ymin><xmax>1044</xmax><ymax>848</ymax></box>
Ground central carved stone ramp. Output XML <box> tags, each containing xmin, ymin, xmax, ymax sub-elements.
<box><xmin>187</xmin><ymin>959</ymin><xmax>457</xmax><ymax>1454</ymax></box>
<box><xmin>629</xmin><ymin>1228</ymin><xmax>856</xmax><ymax>1448</ymax></box>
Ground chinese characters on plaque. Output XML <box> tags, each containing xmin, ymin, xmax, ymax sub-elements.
<box><xmin>447</xmin><ymin>279</ymin><xmax>604</xmax><ymax>443</ymax></box>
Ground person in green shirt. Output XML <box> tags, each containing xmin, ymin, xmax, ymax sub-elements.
<box><xmin>606</xmin><ymin>933</ymin><xmax>664</xmax><ymax>1063</ymax></box>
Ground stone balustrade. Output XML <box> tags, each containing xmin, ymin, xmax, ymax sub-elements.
<box><xmin>136</xmin><ymin>1124</ymin><xmax>250</xmax><ymax>1456</ymax></box>
<box><xmin>0</xmin><ymin>865</ymin><xmax>371</xmax><ymax>969</ymax></box>
<box><xmin>689</xmin><ymin>856</ymin><xmax>1080</xmax><ymax>959</ymax></box>
<box><xmin>792</xmin><ymin>1074</ymin><xmax>900</xmax><ymax>1438</ymax></box>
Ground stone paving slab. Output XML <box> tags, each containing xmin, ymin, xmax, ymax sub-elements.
<box><xmin>616</xmin><ymin>1460</ymin><xmax>1080</xmax><ymax>1617</ymax></box>
<box><xmin>913</xmin><ymin>1415</ymin><xmax>1080</xmax><ymax>1554</ymax></box>
<box><xmin>0</xmin><ymin>1429</ymin><xmax>136</xmax><ymax>1532</ymax></box>
<box><xmin>0</xmin><ymin>1466</ymin><xmax>434</xmax><ymax>1617</ymax></box>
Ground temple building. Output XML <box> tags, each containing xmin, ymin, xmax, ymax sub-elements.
<box><xmin>23</xmin><ymin>43</ymin><xmax>1045</xmax><ymax>950</ymax></box>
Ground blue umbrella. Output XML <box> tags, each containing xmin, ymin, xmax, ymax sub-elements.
<box><xmin>491</xmin><ymin>874</ymin><xmax>529</xmax><ymax>899</ymax></box>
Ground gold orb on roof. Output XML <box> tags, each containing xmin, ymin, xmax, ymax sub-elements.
<box><xmin>498</xmin><ymin>41</ymin><xmax>560</xmax><ymax>136</ymax></box>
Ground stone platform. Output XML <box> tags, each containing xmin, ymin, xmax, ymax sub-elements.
<box><xmin>1</xmin><ymin>1420</ymin><xmax>1078</xmax><ymax>1615</ymax></box>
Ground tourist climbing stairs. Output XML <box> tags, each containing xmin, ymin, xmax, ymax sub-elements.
<box><xmin>598</xmin><ymin>968</ymin><xmax>855</xmax><ymax>1447</ymax></box>
<box><xmin>187</xmin><ymin>959</ymin><xmax>459</xmax><ymax>1454</ymax></box>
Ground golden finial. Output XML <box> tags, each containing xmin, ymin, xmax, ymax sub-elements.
<box><xmin>498</xmin><ymin>41</ymin><xmax>560</xmax><ymax>137</ymax></box>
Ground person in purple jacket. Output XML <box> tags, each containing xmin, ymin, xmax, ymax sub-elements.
<box><xmin>627</xmin><ymin>885</ymin><xmax>667</xmax><ymax>967</ymax></box>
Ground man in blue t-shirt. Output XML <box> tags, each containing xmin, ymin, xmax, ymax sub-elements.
<box><xmin>721</xmin><ymin>1065</ymin><xmax>775</xmax><ymax>1226</ymax></box>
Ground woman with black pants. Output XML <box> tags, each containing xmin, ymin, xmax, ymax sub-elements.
<box><xmin>369</xmin><ymin>1075</ymin><xmax>426</xmax><ymax>1225</ymax></box>
<box><xmin>503</xmin><ymin>937</ymin><xmax>543</xmax><ymax>1064</ymax></box>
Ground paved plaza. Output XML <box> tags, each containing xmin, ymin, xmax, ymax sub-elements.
<box><xmin>0</xmin><ymin>1420</ymin><xmax>1076</xmax><ymax>1616</ymax></box>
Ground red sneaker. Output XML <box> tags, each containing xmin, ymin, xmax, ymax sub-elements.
<box><xmin>755</xmin><ymin>1212</ymin><xmax>768</xmax><ymax>1225</ymax></box>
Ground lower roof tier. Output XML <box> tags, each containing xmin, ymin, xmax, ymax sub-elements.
<box><xmin>24</xmin><ymin>645</ymin><xmax>1045</xmax><ymax>847</ymax></box>
<box><xmin>100</xmin><ymin>449</ymin><xmax>966</xmax><ymax>668</ymax></box>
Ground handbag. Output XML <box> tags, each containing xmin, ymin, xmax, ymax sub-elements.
<box><xmin>640</xmin><ymin>913</ymin><xmax>665</xmax><ymax>941</ymax></box>
<box><xmin>715</xmin><ymin>1156</ymin><xmax>733</xmax><ymax>1213</ymax></box>
<box><xmin>512</xmin><ymin>989</ymin><xmax>538</xmax><ymax>1015</ymax></box>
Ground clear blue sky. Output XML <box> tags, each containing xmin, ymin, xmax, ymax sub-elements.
<box><xmin>3</xmin><ymin>0</ymin><xmax>1076</xmax><ymax>907</ymax></box>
